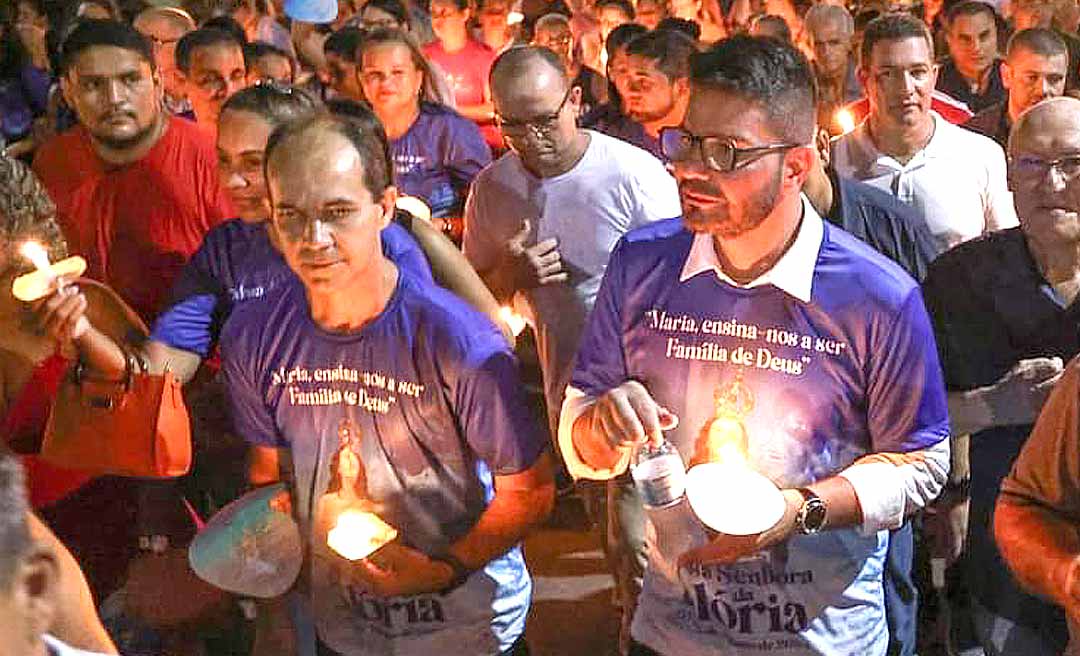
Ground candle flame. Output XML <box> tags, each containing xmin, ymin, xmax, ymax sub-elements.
<box><xmin>326</xmin><ymin>509</ymin><xmax>397</xmax><ymax>561</ymax></box>
<box><xmin>835</xmin><ymin>108</ymin><xmax>856</xmax><ymax>135</ymax></box>
<box><xmin>507</xmin><ymin>10</ymin><xmax>524</xmax><ymax>24</ymax></box>
<box><xmin>499</xmin><ymin>306</ymin><xmax>527</xmax><ymax>337</ymax></box>
<box><xmin>19</xmin><ymin>241</ymin><xmax>51</xmax><ymax>273</ymax></box>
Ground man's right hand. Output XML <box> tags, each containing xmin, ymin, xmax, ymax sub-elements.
<box><xmin>574</xmin><ymin>381</ymin><xmax>679</xmax><ymax>473</ymax></box>
<box><xmin>507</xmin><ymin>220</ymin><xmax>568</xmax><ymax>289</ymax></box>
<box><xmin>985</xmin><ymin>357</ymin><xmax>1065</xmax><ymax>427</ymax></box>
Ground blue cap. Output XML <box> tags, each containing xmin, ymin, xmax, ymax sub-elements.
<box><xmin>284</xmin><ymin>0</ymin><xmax>337</xmax><ymax>23</ymax></box>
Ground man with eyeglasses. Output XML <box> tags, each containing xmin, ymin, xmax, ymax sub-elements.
<box><xmin>831</xmin><ymin>13</ymin><xmax>1017</xmax><ymax>253</ymax></box>
<box><xmin>463</xmin><ymin>44</ymin><xmax>680</xmax><ymax>656</ymax></box>
<box><xmin>133</xmin><ymin>5</ymin><xmax>196</xmax><ymax>118</ymax></box>
<box><xmin>175</xmin><ymin>27</ymin><xmax>248</xmax><ymax>137</ymax></box>
<box><xmin>558</xmin><ymin>35</ymin><xmax>949</xmax><ymax>656</ymax></box>
<box><xmin>922</xmin><ymin>96</ymin><xmax>1080</xmax><ymax>655</ymax></box>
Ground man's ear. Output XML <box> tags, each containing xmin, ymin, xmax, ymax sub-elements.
<box><xmin>815</xmin><ymin>127</ymin><xmax>831</xmax><ymax>167</ymax></box>
<box><xmin>1001</xmin><ymin>60</ymin><xmax>1014</xmax><ymax>91</ymax></box>
<box><xmin>784</xmin><ymin>146</ymin><xmax>816</xmax><ymax>191</ymax></box>
<box><xmin>12</xmin><ymin>546</ymin><xmax>59</xmax><ymax>640</ymax></box>
<box><xmin>59</xmin><ymin>74</ymin><xmax>75</xmax><ymax>111</ymax></box>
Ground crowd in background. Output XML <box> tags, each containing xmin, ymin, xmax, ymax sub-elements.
<box><xmin>5</xmin><ymin>0</ymin><xmax>1080</xmax><ymax>654</ymax></box>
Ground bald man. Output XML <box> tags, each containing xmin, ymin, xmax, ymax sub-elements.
<box><xmin>133</xmin><ymin>6</ymin><xmax>196</xmax><ymax>117</ymax></box>
<box><xmin>922</xmin><ymin>97</ymin><xmax>1080</xmax><ymax>655</ymax></box>
<box><xmin>463</xmin><ymin>45</ymin><xmax>680</xmax><ymax>656</ymax></box>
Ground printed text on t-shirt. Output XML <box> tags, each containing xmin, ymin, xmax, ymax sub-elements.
<box><xmin>270</xmin><ymin>365</ymin><xmax>426</xmax><ymax>413</ymax></box>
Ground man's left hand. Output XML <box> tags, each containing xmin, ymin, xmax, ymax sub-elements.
<box><xmin>348</xmin><ymin>542</ymin><xmax>456</xmax><ymax>597</ymax></box>
<box><xmin>678</xmin><ymin>489</ymin><xmax>803</xmax><ymax>567</ymax></box>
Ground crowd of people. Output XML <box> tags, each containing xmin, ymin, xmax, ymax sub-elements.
<box><xmin>6</xmin><ymin>0</ymin><xmax>1080</xmax><ymax>655</ymax></box>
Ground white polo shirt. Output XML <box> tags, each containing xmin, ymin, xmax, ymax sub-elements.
<box><xmin>830</xmin><ymin>111</ymin><xmax>1018</xmax><ymax>251</ymax></box>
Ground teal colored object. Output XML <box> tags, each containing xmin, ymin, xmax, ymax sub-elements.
<box><xmin>189</xmin><ymin>483</ymin><xmax>303</xmax><ymax>598</ymax></box>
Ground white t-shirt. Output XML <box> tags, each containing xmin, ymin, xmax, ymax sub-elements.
<box><xmin>830</xmin><ymin>112</ymin><xmax>1018</xmax><ymax>252</ymax></box>
<box><xmin>43</xmin><ymin>635</ymin><xmax>112</xmax><ymax>656</ymax></box>
<box><xmin>463</xmin><ymin>130</ymin><xmax>682</xmax><ymax>433</ymax></box>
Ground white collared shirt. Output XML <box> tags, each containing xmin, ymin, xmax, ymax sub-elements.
<box><xmin>43</xmin><ymin>635</ymin><xmax>113</xmax><ymax>656</ymax></box>
<box><xmin>830</xmin><ymin>111</ymin><xmax>1018</xmax><ymax>251</ymax></box>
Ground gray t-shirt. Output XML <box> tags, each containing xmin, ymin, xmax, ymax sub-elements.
<box><xmin>463</xmin><ymin>130</ymin><xmax>681</xmax><ymax>432</ymax></box>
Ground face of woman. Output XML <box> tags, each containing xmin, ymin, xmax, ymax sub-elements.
<box><xmin>429</xmin><ymin>0</ymin><xmax>469</xmax><ymax>41</ymax></box>
<box><xmin>217</xmin><ymin>109</ymin><xmax>275</xmax><ymax>223</ymax></box>
<box><xmin>359</xmin><ymin>42</ymin><xmax>424</xmax><ymax>118</ymax></box>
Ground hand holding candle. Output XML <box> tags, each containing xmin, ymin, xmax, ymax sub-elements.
<box><xmin>12</xmin><ymin>241</ymin><xmax>87</xmax><ymax>302</ymax></box>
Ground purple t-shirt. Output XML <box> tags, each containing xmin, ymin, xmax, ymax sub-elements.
<box><xmin>572</xmin><ymin>217</ymin><xmax>948</xmax><ymax>655</ymax></box>
<box><xmin>393</xmin><ymin>103</ymin><xmax>491</xmax><ymax>218</ymax></box>
<box><xmin>220</xmin><ymin>271</ymin><xmax>546</xmax><ymax>654</ymax></box>
<box><xmin>150</xmin><ymin>218</ymin><xmax>431</xmax><ymax>356</ymax></box>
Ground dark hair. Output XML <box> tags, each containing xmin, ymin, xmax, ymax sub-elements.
<box><xmin>0</xmin><ymin>9</ymin><xmax>30</xmax><ymax>79</ymax></box>
<box><xmin>625</xmin><ymin>28</ymin><xmax>697</xmax><ymax>80</ymax></box>
<box><xmin>175</xmin><ymin>27</ymin><xmax>245</xmax><ymax>74</ymax></box>
<box><xmin>326</xmin><ymin>96</ymin><xmax>375</xmax><ymax>118</ymax></box>
<box><xmin>0</xmin><ymin>150</ymin><xmax>66</xmax><ymax>274</ymax></box>
<box><xmin>596</xmin><ymin>0</ymin><xmax>635</xmax><ymax>19</ymax></box>
<box><xmin>222</xmin><ymin>82</ymin><xmax>320</xmax><ymax>127</ymax></box>
<box><xmin>854</xmin><ymin>8</ymin><xmax>881</xmax><ymax>33</ymax></box>
<box><xmin>264</xmin><ymin>112</ymin><xmax>393</xmax><ymax>201</ymax></box>
<box><xmin>0</xmin><ymin>449</ymin><xmax>30</xmax><ymax>590</ymax></box>
<box><xmin>751</xmin><ymin>14</ymin><xmax>793</xmax><ymax>41</ymax></box>
<box><xmin>245</xmin><ymin>41</ymin><xmax>294</xmax><ymax>74</ymax></box>
<box><xmin>433</xmin><ymin>0</ymin><xmax>470</xmax><ymax>12</ymax></box>
<box><xmin>58</xmin><ymin>19</ymin><xmax>154</xmax><ymax>75</ymax></box>
<box><xmin>656</xmin><ymin>16</ymin><xmax>701</xmax><ymax>40</ymax></box>
<box><xmin>606</xmin><ymin>22</ymin><xmax>647</xmax><ymax>58</ymax></box>
<box><xmin>691</xmin><ymin>35</ymin><xmax>815</xmax><ymax>143</ymax></box>
<box><xmin>1007</xmin><ymin>26</ymin><xmax>1068</xmax><ymax>59</ymax></box>
<box><xmin>362</xmin><ymin>0</ymin><xmax>411</xmax><ymax>28</ymax></box>
<box><xmin>946</xmin><ymin>0</ymin><xmax>997</xmax><ymax>27</ymax></box>
<box><xmin>324</xmin><ymin>26</ymin><xmax>366</xmax><ymax>60</ymax></box>
<box><xmin>202</xmin><ymin>15</ymin><xmax>247</xmax><ymax>44</ymax></box>
<box><xmin>859</xmin><ymin>13</ymin><xmax>933</xmax><ymax>68</ymax></box>
<box><xmin>78</xmin><ymin>0</ymin><xmax>122</xmax><ymax>20</ymax></box>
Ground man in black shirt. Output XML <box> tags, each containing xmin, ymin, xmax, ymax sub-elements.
<box><xmin>937</xmin><ymin>1</ymin><xmax>1006</xmax><ymax>112</ymax></box>
<box><xmin>965</xmin><ymin>28</ymin><xmax>1068</xmax><ymax>149</ymax></box>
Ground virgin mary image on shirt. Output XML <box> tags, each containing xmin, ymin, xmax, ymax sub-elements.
<box><xmin>314</xmin><ymin>418</ymin><xmax>380</xmax><ymax>551</ymax></box>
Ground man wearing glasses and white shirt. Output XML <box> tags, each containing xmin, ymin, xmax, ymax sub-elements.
<box><xmin>462</xmin><ymin>45</ymin><xmax>681</xmax><ymax>656</ymax></box>
<box><xmin>830</xmin><ymin>13</ymin><xmax>1018</xmax><ymax>253</ymax></box>
<box><xmin>560</xmin><ymin>36</ymin><xmax>950</xmax><ymax>656</ymax></box>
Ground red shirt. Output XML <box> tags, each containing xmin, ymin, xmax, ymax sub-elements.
<box><xmin>423</xmin><ymin>38</ymin><xmax>495</xmax><ymax>109</ymax></box>
<box><xmin>33</xmin><ymin>116</ymin><xmax>232</xmax><ymax>321</ymax></box>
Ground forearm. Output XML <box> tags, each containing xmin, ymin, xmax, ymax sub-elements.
<box><xmin>446</xmin><ymin>455</ymin><xmax>555</xmax><ymax>570</ymax></box>
<box><xmin>799</xmin><ymin>475</ymin><xmax>863</xmax><ymax>530</ymax></box>
<box><xmin>73</xmin><ymin>326</ymin><xmax>126</xmax><ymax>378</ymax></box>
<box><xmin>837</xmin><ymin>438</ymin><xmax>950</xmax><ymax>533</ymax></box>
<box><xmin>948</xmin><ymin>387</ymin><xmax>994</xmax><ymax>436</ymax></box>
<box><xmin>995</xmin><ymin>497</ymin><xmax>1080</xmax><ymax>607</ymax></box>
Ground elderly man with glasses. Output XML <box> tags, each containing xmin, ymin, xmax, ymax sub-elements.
<box><xmin>462</xmin><ymin>44</ymin><xmax>681</xmax><ymax>656</ymax></box>
<box><xmin>559</xmin><ymin>35</ymin><xmax>950</xmax><ymax>656</ymax></box>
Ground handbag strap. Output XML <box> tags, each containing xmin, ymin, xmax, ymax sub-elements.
<box><xmin>73</xmin><ymin>345</ymin><xmax>139</xmax><ymax>391</ymax></box>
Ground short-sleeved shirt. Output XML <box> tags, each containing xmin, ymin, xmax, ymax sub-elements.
<box><xmin>935</xmin><ymin>59</ymin><xmax>1006</xmax><ymax>114</ymax></box>
<box><xmin>422</xmin><ymin>39</ymin><xmax>495</xmax><ymax>109</ymax></box>
<box><xmin>392</xmin><ymin>103</ymin><xmax>492</xmax><ymax>218</ymax></box>
<box><xmin>220</xmin><ymin>271</ymin><xmax>547</xmax><ymax>655</ymax></box>
<box><xmin>830</xmin><ymin>111</ymin><xmax>1018</xmax><ymax>252</ymax></box>
<box><xmin>32</xmin><ymin>116</ymin><xmax>233</xmax><ymax>321</ymax></box>
<box><xmin>570</xmin><ymin>205</ymin><xmax>948</xmax><ymax>655</ymax></box>
<box><xmin>150</xmin><ymin>218</ymin><xmax>431</xmax><ymax>357</ymax></box>
<box><xmin>0</xmin><ymin>65</ymin><xmax>50</xmax><ymax>143</ymax></box>
<box><xmin>922</xmin><ymin>227</ymin><xmax>1074</xmax><ymax>640</ymax></box>
<box><xmin>1001</xmin><ymin>356</ymin><xmax>1080</xmax><ymax>520</ymax></box>
<box><xmin>463</xmin><ymin>130</ymin><xmax>681</xmax><ymax>430</ymax></box>
<box><xmin>825</xmin><ymin>169</ymin><xmax>941</xmax><ymax>280</ymax></box>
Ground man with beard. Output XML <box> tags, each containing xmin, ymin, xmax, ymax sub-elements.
<box><xmin>559</xmin><ymin>35</ymin><xmax>949</xmax><ymax>656</ymax></box>
<box><xmin>831</xmin><ymin>13</ymin><xmax>1017</xmax><ymax>253</ymax></box>
<box><xmin>33</xmin><ymin>19</ymin><xmax>231</xmax><ymax>323</ymax></box>
<box><xmin>964</xmin><ymin>28</ymin><xmax>1068</xmax><ymax>149</ymax></box>
<box><xmin>463</xmin><ymin>45</ymin><xmax>680</xmax><ymax>656</ymax></box>
<box><xmin>619</xmin><ymin>29</ymin><xmax>696</xmax><ymax>160</ymax></box>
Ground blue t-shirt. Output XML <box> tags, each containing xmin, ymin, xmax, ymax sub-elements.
<box><xmin>220</xmin><ymin>271</ymin><xmax>546</xmax><ymax>655</ymax></box>
<box><xmin>150</xmin><ymin>218</ymin><xmax>432</xmax><ymax>356</ymax></box>
<box><xmin>571</xmin><ymin>216</ymin><xmax>948</xmax><ymax>655</ymax></box>
<box><xmin>393</xmin><ymin>103</ymin><xmax>492</xmax><ymax>218</ymax></box>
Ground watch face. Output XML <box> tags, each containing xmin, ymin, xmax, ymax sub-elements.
<box><xmin>802</xmin><ymin>499</ymin><xmax>827</xmax><ymax>534</ymax></box>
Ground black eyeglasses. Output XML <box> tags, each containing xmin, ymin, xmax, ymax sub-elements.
<box><xmin>495</xmin><ymin>86</ymin><xmax>573</xmax><ymax>137</ymax></box>
<box><xmin>659</xmin><ymin>127</ymin><xmax>802</xmax><ymax>172</ymax></box>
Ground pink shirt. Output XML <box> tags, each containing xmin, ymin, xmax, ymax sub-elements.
<box><xmin>423</xmin><ymin>38</ymin><xmax>495</xmax><ymax>108</ymax></box>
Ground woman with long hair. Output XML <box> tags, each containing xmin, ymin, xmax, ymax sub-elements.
<box><xmin>1</xmin><ymin>2</ymin><xmax>50</xmax><ymax>154</ymax></box>
<box><xmin>358</xmin><ymin>28</ymin><xmax>491</xmax><ymax>222</ymax></box>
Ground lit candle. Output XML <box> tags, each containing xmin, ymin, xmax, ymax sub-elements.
<box><xmin>835</xmin><ymin>108</ymin><xmax>856</xmax><ymax>135</ymax></box>
<box><xmin>11</xmin><ymin>241</ymin><xmax>87</xmax><ymax>302</ymax></box>
<box><xmin>507</xmin><ymin>11</ymin><xmax>524</xmax><ymax>24</ymax></box>
<box><xmin>326</xmin><ymin>509</ymin><xmax>398</xmax><ymax>561</ymax></box>
<box><xmin>498</xmin><ymin>306</ymin><xmax>527</xmax><ymax>338</ymax></box>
